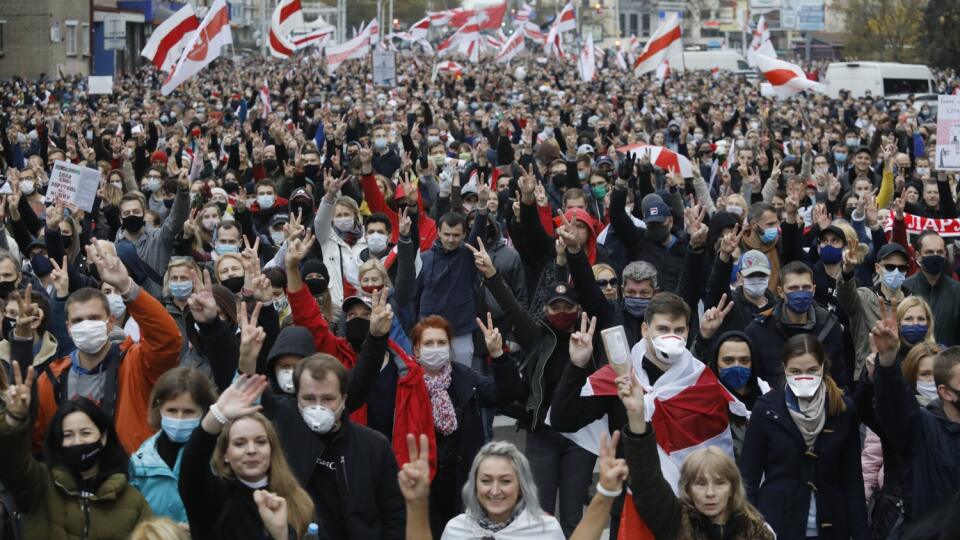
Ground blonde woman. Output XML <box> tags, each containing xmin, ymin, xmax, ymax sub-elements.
<box><xmin>896</xmin><ymin>295</ymin><xmax>936</xmax><ymax>349</ymax></box>
<box><xmin>179</xmin><ymin>375</ymin><xmax>314</xmax><ymax>540</ymax></box>
<box><xmin>592</xmin><ymin>263</ymin><xmax>619</xmax><ymax>301</ymax></box>
<box><xmin>129</xmin><ymin>517</ymin><xmax>189</xmax><ymax>540</ymax></box>
<box><xmin>182</xmin><ymin>202</ymin><xmax>223</xmax><ymax>255</ymax></box>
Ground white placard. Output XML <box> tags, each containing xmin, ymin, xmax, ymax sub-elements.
<box><xmin>88</xmin><ymin>76</ymin><xmax>114</xmax><ymax>94</ymax></box>
<box><xmin>936</xmin><ymin>95</ymin><xmax>960</xmax><ymax>171</ymax></box>
<box><xmin>45</xmin><ymin>160</ymin><xmax>100</xmax><ymax>212</ymax></box>
<box><xmin>372</xmin><ymin>50</ymin><xmax>397</xmax><ymax>87</ymax></box>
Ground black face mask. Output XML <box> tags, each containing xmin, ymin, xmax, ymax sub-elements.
<box><xmin>645</xmin><ymin>223</ymin><xmax>670</xmax><ymax>243</ymax></box>
<box><xmin>163</xmin><ymin>198</ymin><xmax>174</xmax><ymax>209</ymax></box>
<box><xmin>344</xmin><ymin>317</ymin><xmax>371</xmax><ymax>350</ymax></box>
<box><xmin>122</xmin><ymin>215</ymin><xmax>145</xmax><ymax>232</ymax></box>
<box><xmin>223</xmin><ymin>181</ymin><xmax>240</xmax><ymax>194</ymax></box>
<box><xmin>2</xmin><ymin>316</ymin><xmax>16</xmax><ymax>341</ymax></box>
<box><xmin>215</xmin><ymin>202</ymin><xmax>228</xmax><ymax>214</ymax></box>
<box><xmin>220</xmin><ymin>276</ymin><xmax>244</xmax><ymax>294</ymax></box>
<box><xmin>0</xmin><ymin>280</ymin><xmax>16</xmax><ymax>298</ymax></box>
<box><xmin>263</xmin><ymin>159</ymin><xmax>279</xmax><ymax>171</ymax></box>
<box><xmin>551</xmin><ymin>174</ymin><xmax>566</xmax><ymax>186</ymax></box>
<box><xmin>303</xmin><ymin>165</ymin><xmax>320</xmax><ymax>179</ymax></box>
<box><xmin>59</xmin><ymin>440</ymin><xmax>103</xmax><ymax>472</ymax></box>
<box><xmin>305</xmin><ymin>278</ymin><xmax>328</xmax><ymax>296</ymax></box>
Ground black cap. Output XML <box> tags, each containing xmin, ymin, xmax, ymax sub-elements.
<box><xmin>854</xmin><ymin>145</ymin><xmax>872</xmax><ymax>157</ymax></box>
<box><xmin>876</xmin><ymin>243</ymin><xmax>908</xmax><ymax>261</ymax></box>
<box><xmin>818</xmin><ymin>225</ymin><xmax>846</xmax><ymax>243</ymax></box>
<box><xmin>341</xmin><ymin>295</ymin><xmax>373</xmax><ymax>313</ymax></box>
<box><xmin>545</xmin><ymin>282</ymin><xmax>578</xmax><ymax>305</ymax></box>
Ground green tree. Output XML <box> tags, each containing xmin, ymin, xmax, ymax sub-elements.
<box><xmin>921</xmin><ymin>0</ymin><xmax>960</xmax><ymax>70</ymax></box>
<box><xmin>838</xmin><ymin>0</ymin><xmax>927</xmax><ymax>62</ymax></box>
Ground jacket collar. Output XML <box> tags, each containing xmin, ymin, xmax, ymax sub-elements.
<box><xmin>51</xmin><ymin>467</ymin><xmax>128</xmax><ymax>502</ymax></box>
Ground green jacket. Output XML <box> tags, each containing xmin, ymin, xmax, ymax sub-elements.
<box><xmin>0</xmin><ymin>416</ymin><xmax>151</xmax><ymax>539</ymax></box>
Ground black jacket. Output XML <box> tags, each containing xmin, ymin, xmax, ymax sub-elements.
<box><xmin>739</xmin><ymin>390</ymin><xmax>868</xmax><ymax>540</ymax></box>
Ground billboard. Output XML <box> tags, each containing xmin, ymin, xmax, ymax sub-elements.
<box><xmin>750</xmin><ymin>0</ymin><xmax>824</xmax><ymax>31</ymax></box>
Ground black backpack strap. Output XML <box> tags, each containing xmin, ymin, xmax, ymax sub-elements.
<box><xmin>817</xmin><ymin>313</ymin><xmax>837</xmax><ymax>342</ymax></box>
<box><xmin>43</xmin><ymin>364</ymin><xmax>68</xmax><ymax>406</ymax></box>
<box><xmin>99</xmin><ymin>353</ymin><xmax>122</xmax><ymax>418</ymax></box>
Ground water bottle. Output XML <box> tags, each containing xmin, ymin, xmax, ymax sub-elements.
<box><xmin>304</xmin><ymin>523</ymin><xmax>320</xmax><ymax>540</ymax></box>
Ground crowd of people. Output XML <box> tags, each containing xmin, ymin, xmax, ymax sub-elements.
<box><xmin>0</xmin><ymin>49</ymin><xmax>958</xmax><ymax>540</ymax></box>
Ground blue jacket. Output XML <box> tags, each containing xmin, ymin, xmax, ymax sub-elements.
<box><xmin>875</xmin><ymin>363</ymin><xmax>960</xmax><ymax>523</ymax></box>
<box><xmin>128</xmin><ymin>431</ymin><xmax>187</xmax><ymax>523</ymax></box>
<box><xmin>413</xmin><ymin>214</ymin><xmax>487</xmax><ymax>335</ymax></box>
<box><xmin>740</xmin><ymin>390</ymin><xmax>868</xmax><ymax>540</ymax></box>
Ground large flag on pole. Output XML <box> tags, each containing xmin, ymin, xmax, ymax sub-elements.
<box><xmin>513</xmin><ymin>2</ymin><xmax>533</xmax><ymax>27</ymax></box>
<box><xmin>496</xmin><ymin>27</ymin><xmax>525</xmax><ymax>64</ymax></box>
<box><xmin>578</xmin><ymin>33</ymin><xmax>596</xmax><ymax>82</ymax></box>
<box><xmin>554</xmin><ymin>2</ymin><xmax>577</xmax><ymax>33</ymax></box>
<box><xmin>634</xmin><ymin>12</ymin><xmax>682</xmax><ymax>76</ymax></box>
<box><xmin>141</xmin><ymin>3</ymin><xmax>199</xmax><ymax>72</ymax></box>
<box><xmin>323</xmin><ymin>23</ymin><xmax>374</xmax><ymax>74</ymax></box>
<box><xmin>161</xmin><ymin>0</ymin><xmax>231</xmax><ymax>96</ymax></box>
<box><xmin>746</xmin><ymin>15</ymin><xmax>776</xmax><ymax>68</ymax></box>
<box><xmin>269</xmin><ymin>0</ymin><xmax>301</xmax><ymax>58</ymax></box>
<box><xmin>757</xmin><ymin>54</ymin><xmax>825</xmax><ymax>98</ymax></box>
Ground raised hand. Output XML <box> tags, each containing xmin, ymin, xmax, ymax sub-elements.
<box><xmin>569</xmin><ymin>312</ymin><xmax>598</xmax><ymax>368</ymax></box>
<box><xmin>617</xmin><ymin>371</ymin><xmax>646</xmax><ymax>434</ymax></box>
<box><xmin>186</xmin><ymin>268</ymin><xmax>219</xmax><ymax>323</ymax></box>
<box><xmin>369</xmin><ymin>287</ymin><xmax>394</xmax><ymax>337</ymax></box>
<box><xmin>398</xmin><ymin>207</ymin><xmax>412</xmax><ymax>238</ymax></box>
<box><xmin>466</xmin><ymin>238</ymin><xmax>496</xmax><ymax>278</ymax></box>
<box><xmin>893</xmin><ymin>197</ymin><xmax>906</xmax><ymax>221</ymax></box>
<box><xmin>238</xmin><ymin>301</ymin><xmax>265</xmax><ymax>374</ymax></box>
<box><xmin>519</xmin><ymin>165</ymin><xmax>537</xmax><ymax>201</ymax></box>
<box><xmin>323</xmin><ymin>169</ymin><xmax>349</xmax><ymax>202</ymax></box>
<box><xmin>684</xmin><ymin>204</ymin><xmax>708</xmax><ymax>248</ymax></box>
<box><xmin>213</xmin><ymin>374</ymin><xmax>268</xmax><ymax>421</ymax></box>
<box><xmin>476</xmin><ymin>312</ymin><xmax>503</xmax><ymax>358</ymax></box>
<box><xmin>555</xmin><ymin>212</ymin><xmax>582</xmax><ymax>253</ymax></box>
<box><xmin>285</xmin><ymin>231</ymin><xmax>315</xmax><ymax>267</ymax></box>
<box><xmin>533</xmin><ymin>183</ymin><xmax>548</xmax><ymax>207</ymax></box>
<box><xmin>85</xmin><ymin>242</ymin><xmax>131</xmax><ymax>292</ymax></box>
<box><xmin>12</xmin><ymin>283</ymin><xmax>41</xmax><ymax>338</ymax></box>
<box><xmin>597</xmin><ymin>431</ymin><xmax>628</xmax><ymax>496</ymax></box>
<box><xmin>700</xmin><ymin>293</ymin><xmax>734</xmax><ymax>339</ymax></box>
<box><xmin>4</xmin><ymin>361</ymin><xmax>35</xmax><ymax>425</ymax></box>
<box><xmin>718</xmin><ymin>224</ymin><xmax>743</xmax><ymax>260</ymax></box>
<box><xmin>871</xmin><ymin>299</ymin><xmax>900</xmax><ymax>367</ymax></box>
<box><xmin>253</xmin><ymin>490</ymin><xmax>289</xmax><ymax>540</ymax></box>
<box><xmin>283</xmin><ymin>208</ymin><xmax>305</xmax><ymax>241</ymax></box>
<box><xmin>49</xmin><ymin>256</ymin><xmax>69</xmax><ymax>298</ymax></box>
<box><xmin>397</xmin><ymin>433</ymin><xmax>431</xmax><ymax>502</ymax></box>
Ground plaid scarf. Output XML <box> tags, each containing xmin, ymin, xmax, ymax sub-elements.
<box><xmin>476</xmin><ymin>501</ymin><xmax>526</xmax><ymax>533</ymax></box>
<box><xmin>423</xmin><ymin>362</ymin><xmax>458</xmax><ymax>436</ymax></box>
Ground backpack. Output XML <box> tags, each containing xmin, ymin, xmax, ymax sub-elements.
<box><xmin>43</xmin><ymin>346</ymin><xmax>127</xmax><ymax>417</ymax></box>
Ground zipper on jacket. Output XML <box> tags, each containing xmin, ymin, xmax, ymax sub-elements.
<box><xmin>340</xmin><ymin>455</ymin><xmax>350</xmax><ymax>494</ymax></box>
<box><xmin>80</xmin><ymin>491</ymin><xmax>91</xmax><ymax>540</ymax></box>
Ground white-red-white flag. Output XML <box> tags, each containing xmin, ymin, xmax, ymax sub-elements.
<box><xmin>655</xmin><ymin>59</ymin><xmax>670</xmax><ymax>81</ymax></box>
<box><xmin>514</xmin><ymin>2</ymin><xmax>533</xmax><ymax>26</ymax></box>
<box><xmin>409</xmin><ymin>16</ymin><xmax>431</xmax><ymax>39</ymax></box>
<box><xmin>323</xmin><ymin>24</ymin><xmax>373</xmax><ymax>74</ymax></box>
<box><xmin>578</xmin><ymin>33</ymin><xmax>596</xmax><ymax>82</ymax></box>
<box><xmin>522</xmin><ymin>21</ymin><xmax>545</xmax><ymax>42</ymax></box>
<box><xmin>259</xmin><ymin>79</ymin><xmax>272</xmax><ymax>114</ymax></box>
<box><xmin>161</xmin><ymin>0</ymin><xmax>231</xmax><ymax>96</ymax></box>
<box><xmin>757</xmin><ymin>54</ymin><xmax>825</xmax><ymax>98</ymax></box>
<box><xmin>433</xmin><ymin>60</ymin><xmax>464</xmax><ymax>81</ymax></box>
<box><xmin>141</xmin><ymin>3</ymin><xmax>199</xmax><ymax>72</ymax></box>
<box><xmin>545</xmin><ymin>23</ymin><xmax>566</xmax><ymax>59</ymax></box>
<box><xmin>269</xmin><ymin>0</ymin><xmax>300</xmax><ymax>58</ymax></box>
<box><xmin>367</xmin><ymin>18</ymin><xmax>381</xmax><ymax>44</ymax></box>
<box><xmin>634</xmin><ymin>12</ymin><xmax>682</xmax><ymax>76</ymax></box>
<box><xmin>448</xmin><ymin>2</ymin><xmax>507</xmax><ymax>30</ymax></box>
<box><xmin>496</xmin><ymin>27</ymin><xmax>526</xmax><ymax>64</ymax></box>
<box><xmin>746</xmin><ymin>15</ymin><xmax>776</xmax><ymax>68</ymax></box>
<box><xmin>554</xmin><ymin>2</ymin><xmax>577</xmax><ymax>33</ymax></box>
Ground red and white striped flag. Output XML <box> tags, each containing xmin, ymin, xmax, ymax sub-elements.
<box><xmin>578</xmin><ymin>33</ymin><xmax>596</xmax><ymax>82</ymax></box>
<box><xmin>496</xmin><ymin>27</ymin><xmax>526</xmax><ymax>64</ymax></box>
<box><xmin>323</xmin><ymin>22</ymin><xmax>374</xmax><ymax>74</ymax></box>
<box><xmin>409</xmin><ymin>16</ymin><xmax>431</xmax><ymax>39</ymax></box>
<box><xmin>522</xmin><ymin>21</ymin><xmax>545</xmax><ymax>42</ymax></box>
<box><xmin>746</xmin><ymin>15</ymin><xmax>776</xmax><ymax>68</ymax></box>
<box><xmin>545</xmin><ymin>23</ymin><xmax>566</xmax><ymax>59</ymax></box>
<box><xmin>141</xmin><ymin>3</ymin><xmax>199</xmax><ymax>72</ymax></box>
<box><xmin>634</xmin><ymin>12</ymin><xmax>682</xmax><ymax>76</ymax></box>
<box><xmin>268</xmin><ymin>0</ymin><xmax>300</xmax><ymax>58</ymax></box>
<box><xmin>655</xmin><ymin>59</ymin><xmax>670</xmax><ymax>81</ymax></box>
<box><xmin>259</xmin><ymin>79</ymin><xmax>272</xmax><ymax>114</ymax></box>
<box><xmin>514</xmin><ymin>2</ymin><xmax>533</xmax><ymax>26</ymax></box>
<box><xmin>161</xmin><ymin>0</ymin><xmax>231</xmax><ymax>96</ymax></box>
<box><xmin>580</xmin><ymin>340</ymin><xmax>735</xmax><ymax>540</ymax></box>
<box><xmin>554</xmin><ymin>2</ymin><xmax>577</xmax><ymax>33</ymax></box>
<box><xmin>757</xmin><ymin>54</ymin><xmax>825</xmax><ymax>98</ymax></box>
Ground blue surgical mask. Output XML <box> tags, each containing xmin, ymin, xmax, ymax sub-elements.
<box><xmin>168</xmin><ymin>280</ymin><xmax>194</xmax><ymax>299</ymax></box>
<box><xmin>820</xmin><ymin>245</ymin><xmax>843</xmax><ymax>265</ymax></box>
<box><xmin>161</xmin><ymin>415</ymin><xmax>201</xmax><ymax>443</ymax></box>
<box><xmin>257</xmin><ymin>194</ymin><xmax>276</xmax><ymax>210</ymax></box>
<box><xmin>881</xmin><ymin>269</ymin><xmax>905</xmax><ymax>290</ymax></box>
<box><xmin>900</xmin><ymin>324</ymin><xmax>928</xmax><ymax>345</ymax></box>
<box><xmin>215</xmin><ymin>243</ymin><xmax>240</xmax><ymax>255</ymax></box>
<box><xmin>845</xmin><ymin>138</ymin><xmax>860</xmax><ymax>148</ymax></box>
<box><xmin>719</xmin><ymin>365</ymin><xmax>751</xmax><ymax>390</ymax></box>
<box><xmin>834</xmin><ymin>152</ymin><xmax>847</xmax><ymax>162</ymax></box>
<box><xmin>761</xmin><ymin>227</ymin><xmax>779</xmax><ymax>244</ymax></box>
<box><xmin>623</xmin><ymin>297</ymin><xmax>650</xmax><ymax>318</ymax></box>
<box><xmin>784</xmin><ymin>290</ymin><xmax>814</xmax><ymax>314</ymax></box>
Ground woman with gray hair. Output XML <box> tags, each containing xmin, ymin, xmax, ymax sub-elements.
<box><xmin>399</xmin><ymin>434</ymin><xmax>565</xmax><ymax>539</ymax></box>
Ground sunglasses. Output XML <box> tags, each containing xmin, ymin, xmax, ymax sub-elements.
<box><xmin>882</xmin><ymin>264</ymin><xmax>909</xmax><ymax>273</ymax></box>
<box><xmin>597</xmin><ymin>278</ymin><xmax>619</xmax><ymax>288</ymax></box>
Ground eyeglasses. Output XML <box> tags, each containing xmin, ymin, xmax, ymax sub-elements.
<box><xmin>597</xmin><ymin>278</ymin><xmax>618</xmax><ymax>288</ymax></box>
<box><xmin>882</xmin><ymin>264</ymin><xmax>909</xmax><ymax>273</ymax></box>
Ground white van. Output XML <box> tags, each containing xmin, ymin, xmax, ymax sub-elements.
<box><xmin>666</xmin><ymin>50</ymin><xmax>753</xmax><ymax>77</ymax></box>
<box><xmin>823</xmin><ymin>62</ymin><xmax>935</xmax><ymax>99</ymax></box>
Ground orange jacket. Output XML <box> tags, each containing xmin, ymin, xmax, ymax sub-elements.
<box><xmin>33</xmin><ymin>287</ymin><xmax>183</xmax><ymax>453</ymax></box>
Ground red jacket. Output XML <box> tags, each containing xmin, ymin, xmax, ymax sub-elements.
<box><xmin>359</xmin><ymin>173</ymin><xmax>438</xmax><ymax>251</ymax></box>
<box><xmin>287</xmin><ymin>284</ymin><xmax>437</xmax><ymax>477</ymax></box>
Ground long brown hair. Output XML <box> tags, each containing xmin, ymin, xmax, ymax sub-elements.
<box><xmin>677</xmin><ymin>447</ymin><xmax>770</xmax><ymax>535</ymax></box>
<box><xmin>212</xmin><ymin>413</ymin><xmax>315</xmax><ymax>537</ymax></box>
<box><xmin>781</xmin><ymin>334</ymin><xmax>846</xmax><ymax>416</ymax></box>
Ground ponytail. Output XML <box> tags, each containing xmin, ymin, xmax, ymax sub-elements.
<box><xmin>824</xmin><ymin>374</ymin><xmax>846</xmax><ymax>416</ymax></box>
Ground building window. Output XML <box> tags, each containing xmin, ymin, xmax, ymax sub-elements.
<box><xmin>629</xmin><ymin>13</ymin><xmax>638</xmax><ymax>36</ymax></box>
<box><xmin>65</xmin><ymin>20</ymin><xmax>78</xmax><ymax>56</ymax></box>
<box><xmin>0</xmin><ymin>21</ymin><xmax>5</xmax><ymax>56</ymax></box>
<box><xmin>81</xmin><ymin>23</ymin><xmax>89</xmax><ymax>56</ymax></box>
<box><xmin>642</xmin><ymin>13</ymin><xmax>651</xmax><ymax>36</ymax></box>
<box><xmin>620</xmin><ymin>14</ymin><xmax>625</xmax><ymax>34</ymax></box>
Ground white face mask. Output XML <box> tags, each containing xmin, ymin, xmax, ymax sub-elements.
<box><xmin>786</xmin><ymin>374</ymin><xmax>822</xmax><ymax>398</ymax></box>
<box><xmin>70</xmin><ymin>320</ymin><xmax>110</xmax><ymax>354</ymax></box>
<box><xmin>106</xmin><ymin>293</ymin><xmax>126</xmax><ymax>320</ymax></box>
<box><xmin>418</xmin><ymin>346</ymin><xmax>451</xmax><ymax>370</ymax></box>
<box><xmin>300</xmin><ymin>403</ymin><xmax>342</xmax><ymax>434</ymax></box>
<box><xmin>270</xmin><ymin>231</ymin><xmax>285</xmax><ymax>245</ymax></box>
<box><xmin>276</xmin><ymin>369</ymin><xmax>295</xmax><ymax>394</ymax></box>
<box><xmin>257</xmin><ymin>194</ymin><xmax>275</xmax><ymax>210</ymax></box>
<box><xmin>742</xmin><ymin>276</ymin><xmax>769</xmax><ymax>298</ymax></box>
<box><xmin>366</xmin><ymin>232</ymin><xmax>389</xmax><ymax>254</ymax></box>
<box><xmin>333</xmin><ymin>217</ymin><xmax>355</xmax><ymax>232</ymax></box>
<box><xmin>202</xmin><ymin>218</ymin><xmax>220</xmax><ymax>232</ymax></box>
<box><xmin>651</xmin><ymin>334</ymin><xmax>687</xmax><ymax>364</ymax></box>
<box><xmin>20</xmin><ymin>180</ymin><xmax>35</xmax><ymax>195</ymax></box>
<box><xmin>916</xmin><ymin>380</ymin><xmax>938</xmax><ymax>400</ymax></box>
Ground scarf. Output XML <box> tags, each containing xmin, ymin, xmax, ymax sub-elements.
<box><xmin>476</xmin><ymin>501</ymin><xmax>527</xmax><ymax>533</ymax></box>
<box><xmin>786</xmin><ymin>384</ymin><xmax>826</xmax><ymax>450</ymax></box>
<box><xmin>423</xmin><ymin>362</ymin><xmax>458</xmax><ymax>436</ymax></box>
<box><xmin>742</xmin><ymin>230</ymin><xmax>781</xmax><ymax>293</ymax></box>
<box><xmin>336</xmin><ymin>222</ymin><xmax>363</xmax><ymax>246</ymax></box>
